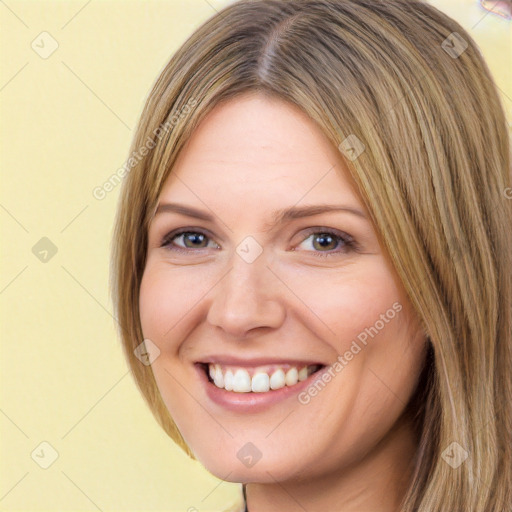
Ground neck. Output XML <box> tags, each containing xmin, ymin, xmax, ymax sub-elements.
<box><xmin>245</xmin><ymin>416</ymin><xmax>417</xmax><ymax>512</ymax></box>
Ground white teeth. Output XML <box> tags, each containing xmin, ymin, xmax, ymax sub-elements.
<box><xmin>232</xmin><ymin>369</ymin><xmax>252</xmax><ymax>393</ymax></box>
<box><xmin>285</xmin><ymin>367</ymin><xmax>298</xmax><ymax>386</ymax></box>
<box><xmin>213</xmin><ymin>365</ymin><xmax>224</xmax><ymax>388</ymax></box>
<box><xmin>269</xmin><ymin>369</ymin><xmax>286</xmax><ymax>390</ymax></box>
<box><xmin>251</xmin><ymin>372</ymin><xmax>270</xmax><ymax>393</ymax></box>
<box><xmin>207</xmin><ymin>363</ymin><xmax>319</xmax><ymax>393</ymax></box>
<box><xmin>224</xmin><ymin>370</ymin><xmax>234</xmax><ymax>391</ymax></box>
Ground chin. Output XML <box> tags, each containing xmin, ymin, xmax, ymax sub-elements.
<box><xmin>193</xmin><ymin>446</ymin><xmax>316</xmax><ymax>484</ymax></box>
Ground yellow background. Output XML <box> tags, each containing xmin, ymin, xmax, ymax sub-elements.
<box><xmin>1</xmin><ymin>1</ymin><xmax>510</xmax><ymax>511</ymax></box>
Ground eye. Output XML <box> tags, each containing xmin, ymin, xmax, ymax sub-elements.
<box><xmin>160</xmin><ymin>229</ymin><xmax>219</xmax><ymax>252</ymax></box>
<box><xmin>159</xmin><ymin>227</ymin><xmax>357</xmax><ymax>257</ymax></box>
<box><xmin>295</xmin><ymin>228</ymin><xmax>356</xmax><ymax>257</ymax></box>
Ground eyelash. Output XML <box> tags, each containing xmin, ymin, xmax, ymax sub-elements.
<box><xmin>159</xmin><ymin>227</ymin><xmax>357</xmax><ymax>258</ymax></box>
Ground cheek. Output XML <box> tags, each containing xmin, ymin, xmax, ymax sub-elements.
<box><xmin>139</xmin><ymin>267</ymin><xmax>172</xmax><ymax>342</ymax></box>
<box><xmin>289</xmin><ymin>260</ymin><xmax>424</xmax><ymax>408</ymax></box>
<box><xmin>288</xmin><ymin>261</ymin><xmax>404</xmax><ymax>352</ymax></box>
<box><xmin>138</xmin><ymin>265</ymin><xmax>202</xmax><ymax>422</ymax></box>
<box><xmin>138</xmin><ymin>261</ymin><xmax>206</xmax><ymax>345</ymax></box>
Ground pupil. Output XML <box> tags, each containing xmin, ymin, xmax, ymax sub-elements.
<box><xmin>185</xmin><ymin>232</ymin><xmax>206</xmax><ymax>247</ymax></box>
<box><xmin>314</xmin><ymin>234</ymin><xmax>336</xmax><ymax>251</ymax></box>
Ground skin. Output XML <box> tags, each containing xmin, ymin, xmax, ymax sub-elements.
<box><xmin>139</xmin><ymin>92</ymin><xmax>428</xmax><ymax>511</ymax></box>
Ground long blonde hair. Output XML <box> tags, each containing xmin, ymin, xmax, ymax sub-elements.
<box><xmin>110</xmin><ymin>1</ymin><xmax>512</xmax><ymax>509</ymax></box>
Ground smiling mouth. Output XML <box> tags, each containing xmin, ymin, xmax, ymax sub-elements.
<box><xmin>198</xmin><ymin>362</ymin><xmax>326</xmax><ymax>393</ymax></box>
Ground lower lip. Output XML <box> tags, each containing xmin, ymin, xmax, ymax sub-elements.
<box><xmin>195</xmin><ymin>364</ymin><xmax>325</xmax><ymax>413</ymax></box>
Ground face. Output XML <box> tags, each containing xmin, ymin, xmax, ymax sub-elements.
<box><xmin>139</xmin><ymin>93</ymin><xmax>427</xmax><ymax>483</ymax></box>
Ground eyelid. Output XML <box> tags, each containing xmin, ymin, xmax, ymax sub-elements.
<box><xmin>293</xmin><ymin>227</ymin><xmax>358</xmax><ymax>256</ymax></box>
<box><xmin>160</xmin><ymin>227</ymin><xmax>219</xmax><ymax>250</ymax></box>
<box><xmin>298</xmin><ymin>226</ymin><xmax>354</xmax><ymax>244</ymax></box>
<box><xmin>159</xmin><ymin>226</ymin><xmax>358</xmax><ymax>256</ymax></box>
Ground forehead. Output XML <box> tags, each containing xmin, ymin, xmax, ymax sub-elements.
<box><xmin>158</xmin><ymin>93</ymin><xmax>363</xmax><ymax>215</ymax></box>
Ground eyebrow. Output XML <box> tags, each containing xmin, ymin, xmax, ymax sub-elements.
<box><xmin>154</xmin><ymin>202</ymin><xmax>367</xmax><ymax>229</ymax></box>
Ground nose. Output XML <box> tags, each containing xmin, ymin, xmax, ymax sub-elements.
<box><xmin>206</xmin><ymin>249</ymin><xmax>286</xmax><ymax>338</ymax></box>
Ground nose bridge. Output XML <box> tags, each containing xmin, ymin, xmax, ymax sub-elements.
<box><xmin>206</xmin><ymin>246</ymin><xmax>285</xmax><ymax>336</ymax></box>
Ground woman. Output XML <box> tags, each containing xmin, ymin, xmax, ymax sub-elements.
<box><xmin>110</xmin><ymin>1</ymin><xmax>512</xmax><ymax>510</ymax></box>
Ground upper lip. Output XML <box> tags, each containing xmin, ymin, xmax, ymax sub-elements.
<box><xmin>196</xmin><ymin>356</ymin><xmax>326</xmax><ymax>367</ymax></box>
